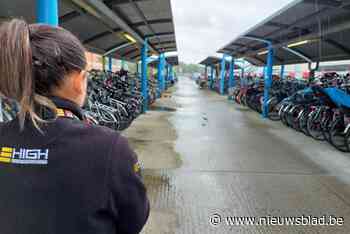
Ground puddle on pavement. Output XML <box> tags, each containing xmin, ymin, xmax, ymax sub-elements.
<box><xmin>127</xmin><ymin>137</ymin><xmax>150</xmax><ymax>146</ymax></box>
<box><xmin>149</xmin><ymin>105</ymin><xmax>177</xmax><ymax>112</ymax></box>
<box><xmin>143</xmin><ymin>170</ymin><xmax>170</xmax><ymax>187</ymax></box>
<box><xmin>141</xmin><ymin>171</ymin><xmax>180</xmax><ymax>234</ymax></box>
<box><xmin>235</xmin><ymin>107</ymin><xmax>250</xmax><ymax>112</ymax></box>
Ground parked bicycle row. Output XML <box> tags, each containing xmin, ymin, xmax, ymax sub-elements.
<box><xmin>229</xmin><ymin>72</ymin><xmax>350</xmax><ymax>152</ymax></box>
<box><xmin>1</xmin><ymin>69</ymin><xmax>176</xmax><ymax>131</ymax></box>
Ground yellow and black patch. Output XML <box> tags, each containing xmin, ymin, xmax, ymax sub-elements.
<box><xmin>133</xmin><ymin>162</ymin><xmax>141</xmax><ymax>174</ymax></box>
<box><xmin>0</xmin><ymin>147</ymin><xmax>13</xmax><ymax>163</ymax></box>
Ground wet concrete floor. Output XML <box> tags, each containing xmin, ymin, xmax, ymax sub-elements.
<box><xmin>124</xmin><ymin>77</ymin><xmax>350</xmax><ymax>233</ymax></box>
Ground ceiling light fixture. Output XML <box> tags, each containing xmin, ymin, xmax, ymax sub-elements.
<box><xmin>258</xmin><ymin>50</ymin><xmax>268</xmax><ymax>55</ymax></box>
<box><xmin>123</xmin><ymin>33</ymin><xmax>137</xmax><ymax>43</ymax></box>
<box><xmin>287</xmin><ymin>40</ymin><xmax>310</xmax><ymax>48</ymax></box>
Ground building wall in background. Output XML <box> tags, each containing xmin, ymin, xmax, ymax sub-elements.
<box><xmin>85</xmin><ymin>52</ymin><xmax>137</xmax><ymax>72</ymax></box>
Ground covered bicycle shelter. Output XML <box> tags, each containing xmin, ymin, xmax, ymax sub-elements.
<box><xmin>216</xmin><ymin>0</ymin><xmax>350</xmax><ymax>117</ymax></box>
<box><xmin>0</xmin><ymin>0</ymin><xmax>178</xmax><ymax>112</ymax></box>
<box><xmin>200</xmin><ymin>56</ymin><xmax>241</xmax><ymax>93</ymax></box>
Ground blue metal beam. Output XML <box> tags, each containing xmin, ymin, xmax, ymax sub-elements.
<box><xmin>157</xmin><ymin>53</ymin><xmax>165</xmax><ymax>97</ymax></box>
<box><xmin>141</xmin><ymin>39</ymin><xmax>149</xmax><ymax>112</ymax></box>
<box><xmin>166</xmin><ymin>64</ymin><xmax>170</xmax><ymax>81</ymax></box>
<box><xmin>169</xmin><ymin>65</ymin><xmax>173</xmax><ymax>81</ymax></box>
<box><xmin>282</xmin><ymin>46</ymin><xmax>312</xmax><ymax>63</ymax></box>
<box><xmin>241</xmin><ymin>36</ymin><xmax>271</xmax><ymax>45</ymax></box>
<box><xmin>241</xmin><ymin>36</ymin><xmax>274</xmax><ymax>118</ymax></box>
<box><xmin>220</xmin><ymin>54</ymin><xmax>227</xmax><ymax>95</ymax></box>
<box><xmin>280</xmin><ymin>64</ymin><xmax>285</xmax><ymax>79</ymax></box>
<box><xmin>210</xmin><ymin>65</ymin><xmax>214</xmax><ymax>90</ymax></box>
<box><xmin>263</xmin><ymin>45</ymin><xmax>274</xmax><ymax>118</ymax></box>
<box><xmin>108</xmin><ymin>57</ymin><xmax>112</xmax><ymax>72</ymax></box>
<box><xmin>161</xmin><ymin>56</ymin><xmax>166</xmax><ymax>90</ymax></box>
<box><xmin>36</xmin><ymin>0</ymin><xmax>58</xmax><ymax>26</ymax></box>
<box><xmin>229</xmin><ymin>57</ymin><xmax>235</xmax><ymax>88</ymax></box>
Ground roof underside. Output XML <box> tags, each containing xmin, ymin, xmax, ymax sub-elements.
<box><xmin>149</xmin><ymin>55</ymin><xmax>179</xmax><ymax>67</ymax></box>
<box><xmin>0</xmin><ymin>0</ymin><xmax>177</xmax><ymax>62</ymax></box>
<box><xmin>218</xmin><ymin>0</ymin><xmax>350</xmax><ymax>66</ymax></box>
<box><xmin>199</xmin><ymin>56</ymin><xmax>241</xmax><ymax>70</ymax></box>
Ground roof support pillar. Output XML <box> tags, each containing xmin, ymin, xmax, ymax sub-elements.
<box><xmin>157</xmin><ymin>53</ymin><xmax>165</xmax><ymax>97</ymax></box>
<box><xmin>280</xmin><ymin>65</ymin><xmax>285</xmax><ymax>79</ymax></box>
<box><xmin>169</xmin><ymin>65</ymin><xmax>174</xmax><ymax>82</ymax></box>
<box><xmin>102</xmin><ymin>56</ymin><xmax>106</xmax><ymax>71</ymax></box>
<box><xmin>164</xmin><ymin>63</ymin><xmax>168</xmax><ymax>81</ymax></box>
<box><xmin>36</xmin><ymin>0</ymin><xmax>58</xmax><ymax>26</ymax></box>
<box><xmin>141</xmin><ymin>39</ymin><xmax>149</xmax><ymax>112</ymax></box>
<box><xmin>108</xmin><ymin>57</ymin><xmax>112</xmax><ymax>72</ymax></box>
<box><xmin>210</xmin><ymin>65</ymin><xmax>215</xmax><ymax>90</ymax></box>
<box><xmin>241</xmin><ymin>36</ymin><xmax>275</xmax><ymax>118</ymax></box>
<box><xmin>166</xmin><ymin>64</ymin><xmax>170</xmax><ymax>81</ymax></box>
<box><xmin>229</xmin><ymin>57</ymin><xmax>235</xmax><ymax>88</ymax></box>
<box><xmin>220</xmin><ymin>54</ymin><xmax>227</xmax><ymax>95</ymax></box>
<box><xmin>263</xmin><ymin>44</ymin><xmax>274</xmax><ymax>118</ymax></box>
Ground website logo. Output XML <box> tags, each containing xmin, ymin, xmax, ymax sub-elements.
<box><xmin>0</xmin><ymin>147</ymin><xmax>48</xmax><ymax>165</ymax></box>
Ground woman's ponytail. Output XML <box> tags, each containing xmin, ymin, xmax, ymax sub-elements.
<box><xmin>0</xmin><ymin>19</ymin><xmax>86</xmax><ymax>131</ymax></box>
<box><xmin>0</xmin><ymin>19</ymin><xmax>39</xmax><ymax>129</ymax></box>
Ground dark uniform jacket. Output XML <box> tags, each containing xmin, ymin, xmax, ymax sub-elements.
<box><xmin>0</xmin><ymin>97</ymin><xmax>150</xmax><ymax>234</ymax></box>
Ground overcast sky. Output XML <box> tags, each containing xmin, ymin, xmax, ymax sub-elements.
<box><xmin>171</xmin><ymin>0</ymin><xmax>294</xmax><ymax>64</ymax></box>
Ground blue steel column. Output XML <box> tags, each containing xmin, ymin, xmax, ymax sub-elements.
<box><xmin>220</xmin><ymin>54</ymin><xmax>227</xmax><ymax>95</ymax></box>
<box><xmin>210</xmin><ymin>65</ymin><xmax>214</xmax><ymax>90</ymax></box>
<box><xmin>166</xmin><ymin>64</ymin><xmax>170</xmax><ymax>81</ymax></box>
<box><xmin>108</xmin><ymin>57</ymin><xmax>112</xmax><ymax>72</ymax></box>
<box><xmin>36</xmin><ymin>0</ymin><xmax>58</xmax><ymax>26</ymax></box>
<box><xmin>229</xmin><ymin>57</ymin><xmax>235</xmax><ymax>88</ymax></box>
<box><xmin>241</xmin><ymin>62</ymin><xmax>245</xmax><ymax>87</ymax></box>
<box><xmin>157</xmin><ymin>53</ymin><xmax>165</xmax><ymax>97</ymax></box>
<box><xmin>263</xmin><ymin>44</ymin><xmax>274</xmax><ymax>118</ymax></box>
<box><xmin>280</xmin><ymin>65</ymin><xmax>285</xmax><ymax>79</ymax></box>
<box><xmin>169</xmin><ymin>65</ymin><xmax>174</xmax><ymax>82</ymax></box>
<box><xmin>141</xmin><ymin>39</ymin><xmax>149</xmax><ymax>112</ymax></box>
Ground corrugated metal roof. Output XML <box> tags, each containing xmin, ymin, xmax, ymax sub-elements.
<box><xmin>0</xmin><ymin>0</ymin><xmax>177</xmax><ymax>62</ymax></box>
<box><xmin>199</xmin><ymin>56</ymin><xmax>242</xmax><ymax>70</ymax></box>
<box><xmin>218</xmin><ymin>0</ymin><xmax>350</xmax><ymax>66</ymax></box>
<box><xmin>149</xmin><ymin>55</ymin><xmax>179</xmax><ymax>67</ymax></box>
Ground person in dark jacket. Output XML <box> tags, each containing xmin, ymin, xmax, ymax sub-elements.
<box><xmin>0</xmin><ymin>19</ymin><xmax>149</xmax><ymax>234</ymax></box>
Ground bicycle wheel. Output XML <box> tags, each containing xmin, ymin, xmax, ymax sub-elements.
<box><xmin>298</xmin><ymin>109</ymin><xmax>310</xmax><ymax>136</ymax></box>
<box><xmin>279</xmin><ymin>103</ymin><xmax>291</xmax><ymax>126</ymax></box>
<box><xmin>268</xmin><ymin>98</ymin><xmax>281</xmax><ymax>121</ymax></box>
<box><xmin>329</xmin><ymin>118</ymin><xmax>349</xmax><ymax>152</ymax></box>
<box><xmin>307</xmin><ymin>110</ymin><xmax>325</xmax><ymax>141</ymax></box>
